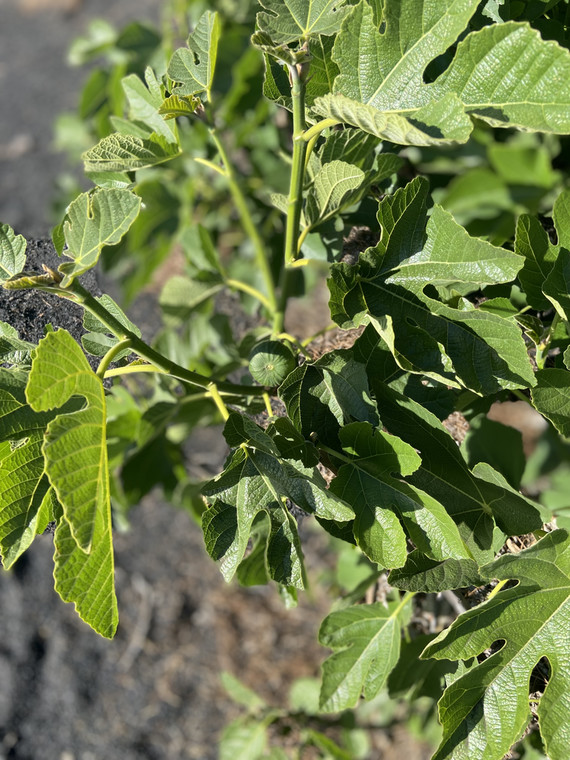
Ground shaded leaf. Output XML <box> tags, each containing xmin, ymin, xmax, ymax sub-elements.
<box><xmin>0</xmin><ymin>368</ymin><xmax>62</xmax><ymax>568</ymax></box>
<box><xmin>202</xmin><ymin>413</ymin><xmax>353</xmax><ymax>584</ymax></box>
<box><xmin>531</xmin><ymin>368</ymin><xmax>570</xmax><ymax>437</ymax></box>
<box><xmin>330</xmin><ymin>422</ymin><xmax>471</xmax><ymax>567</ymax></box>
<box><xmin>305</xmin><ymin>160</ymin><xmax>366</xmax><ymax>227</ymax></box>
<box><xmin>389</xmin><ymin>550</ymin><xmax>482</xmax><ymax>592</ymax></box>
<box><xmin>374</xmin><ymin>384</ymin><xmax>543</xmax><ymax>562</ymax></box>
<box><xmin>319</xmin><ymin>596</ymin><xmax>413</xmax><ymax>712</ymax></box>
<box><xmin>329</xmin><ymin>178</ymin><xmax>532</xmax><ymax>393</ymax></box>
<box><xmin>280</xmin><ymin>350</ymin><xmax>378</xmax><ymax>448</ymax></box>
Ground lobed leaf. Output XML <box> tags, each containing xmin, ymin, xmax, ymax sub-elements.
<box><xmin>122</xmin><ymin>68</ymin><xmax>176</xmax><ymax>141</ymax></box>
<box><xmin>255</xmin><ymin>0</ymin><xmax>351</xmax><ymax>45</ymax></box>
<box><xmin>423</xmin><ymin>530</ymin><xmax>570</xmax><ymax>760</ymax></box>
<box><xmin>26</xmin><ymin>330</ymin><xmax>109</xmax><ymax>553</ymax></box>
<box><xmin>313</xmin><ymin>1</ymin><xmax>570</xmax><ymax>145</ymax></box>
<box><xmin>0</xmin><ymin>369</ymin><xmax>61</xmax><ymax>568</ymax></box>
<box><xmin>328</xmin><ymin>178</ymin><xmax>534</xmax><ymax>394</ymax></box>
<box><xmin>202</xmin><ymin>412</ymin><xmax>353</xmax><ymax>585</ymax></box>
<box><xmin>373</xmin><ymin>384</ymin><xmax>544</xmax><ymax>562</ymax></box>
<box><xmin>330</xmin><ymin>422</ymin><xmax>471</xmax><ymax>567</ymax></box>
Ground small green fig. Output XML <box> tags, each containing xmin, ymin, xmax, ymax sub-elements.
<box><xmin>249</xmin><ymin>340</ymin><xmax>297</xmax><ymax>385</ymax></box>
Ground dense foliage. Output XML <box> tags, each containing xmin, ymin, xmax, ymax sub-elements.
<box><xmin>2</xmin><ymin>0</ymin><xmax>570</xmax><ymax>757</ymax></box>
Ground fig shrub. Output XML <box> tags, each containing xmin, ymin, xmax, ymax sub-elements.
<box><xmin>2</xmin><ymin>1</ymin><xmax>570</xmax><ymax>758</ymax></box>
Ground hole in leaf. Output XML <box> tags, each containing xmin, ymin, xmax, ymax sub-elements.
<box><xmin>530</xmin><ymin>656</ymin><xmax>550</xmax><ymax>695</ymax></box>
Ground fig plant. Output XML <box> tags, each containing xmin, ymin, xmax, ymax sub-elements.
<box><xmin>2</xmin><ymin>1</ymin><xmax>570</xmax><ymax>758</ymax></box>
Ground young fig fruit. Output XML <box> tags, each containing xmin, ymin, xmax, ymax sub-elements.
<box><xmin>249</xmin><ymin>340</ymin><xmax>297</xmax><ymax>385</ymax></box>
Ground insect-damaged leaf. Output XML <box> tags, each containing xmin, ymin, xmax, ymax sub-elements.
<box><xmin>423</xmin><ymin>530</ymin><xmax>570</xmax><ymax>760</ymax></box>
<box><xmin>312</xmin><ymin>0</ymin><xmax>570</xmax><ymax>145</ymax></box>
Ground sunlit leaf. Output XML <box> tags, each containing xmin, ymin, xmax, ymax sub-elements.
<box><xmin>423</xmin><ymin>530</ymin><xmax>570</xmax><ymax>760</ymax></box>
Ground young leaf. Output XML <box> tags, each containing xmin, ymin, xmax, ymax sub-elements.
<box><xmin>255</xmin><ymin>0</ymin><xmax>351</xmax><ymax>45</ymax></box>
<box><xmin>319</xmin><ymin>595</ymin><xmax>413</xmax><ymax>712</ymax></box>
<box><xmin>158</xmin><ymin>94</ymin><xmax>201</xmax><ymax>119</ymax></box>
<box><xmin>328</xmin><ymin>178</ymin><xmax>534</xmax><ymax>394</ymax></box>
<box><xmin>58</xmin><ymin>188</ymin><xmax>141</xmax><ymax>286</ymax></box>
<box><xmin>422</xmin><ymin>529</ymin><xmax>570</xmax><ymax>760</ymax></box>
<box><xmin>167</xmin><ymin>11</ymin><xmax>221</xmax><ymax>99</ymax></box>
<box><xmin>330</xmin><ymin>422</ymin><xmax>471</xmax><ymax>567</ymax></box>
<box><xmin>313</xmin><ymin>1</ymin><xmax>570</xmax><ymax>145</ymax></box>
<box><xmin>122</xmin><ymin>68</ymin><xmax>177</xmax><ymax>141</ymax></box>
<box><xmin>26</xmin><ymin>330</ymin><xmax>110</xmax><ymax>554</ymax></box>
<box><xmin>0</xmin><ymin>224</ymin><xmax>26</xmax><ymax>281</ymax></box>
<box><xmin>305</xmin><ymin>160</ymin><xmax>366</xmax><ymax>228</ymax></box>
<box><xmin>82</xmin><ymin>132</ymin><xmax>181</xmax><ymax>174</ymax></box>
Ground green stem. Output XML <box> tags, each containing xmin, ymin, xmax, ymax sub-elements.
<box><xmin>66</xmin><ymin>282</ymin><xmax>267</xmax><ymax>397</ymax></box>
<box><xmin>283</xmin><ymin>68</ymin><xmax>308</xmax><ymax>268</ymax></box>
<box><xmin>536</xmin><ymin>312</ymin><xmax>562</xmax><ymax>369</ymax></box>
<box><xmin>208</xmin><ymin>382</ymin><xmax>230</xmax><ymax>421</ymax></box>
<box><xmin>302</xmin><ymin>118</ymin><xmax>338</xmax><ymax>142</ymax></box>
<box><xmin>225</xmin><ymin>278</ymin><xmax>272</xmax><ymax>310</ymax></box>
<box><xmin>209</xmin><ymin>129</ymin><xmax>277</xmax><ymax>313</ymax></box>
<box><xmin>96</xmin><ymin>338</ymin><xmax>132</xmax><ymax>378</ymax></box>
<box><xmin>273</xmin><ymin>64</ymin><xmax>309</xmax><ymax>334</ymax></box>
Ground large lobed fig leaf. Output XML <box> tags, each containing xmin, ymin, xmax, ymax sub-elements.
<box><xmin>312</xmin><ymin>0</ymin><xmax>570</xmax><ymax>145</ymax></box>
<box><xmin>423</xmin><ymin>529</ymin><xmax>570</xmax><ymax>760</ymax></box>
